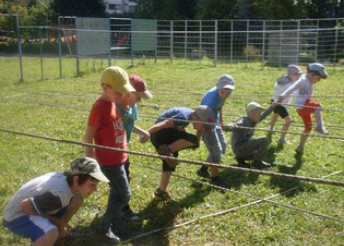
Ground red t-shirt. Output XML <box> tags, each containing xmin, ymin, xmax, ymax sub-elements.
<box><xmin>87</xmin><ymin>98</ymin><xmax>128</xmax><ymax>166</ymax></box>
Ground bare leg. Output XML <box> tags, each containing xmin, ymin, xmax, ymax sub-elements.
<box><xmin>270</xmin><ymin>113</ymin><xmax>279</xmax><ymax>130</ymax></box>
<box><xmin>168</xmin><ymin>139</ymin><xmax>195</xmax><ymax>153</ymax></box>
<box><xmin>280</xmin><ymin>116</ymin><xmax>292</xmax><ymax>140</ymax></box>
<box><xmin>159</xmin><ymin>171</ymin><xmax>172</xmax><ymax>191</ymax></box>
<box><xmin>296</xmin><ymin>130</ymin><xmax>309</xmax><ymax>153</ymax></box>
<box><xmin>32</xmin><ymin>228</ymin><xmax>58</xmax><ymax>246</ymax></box>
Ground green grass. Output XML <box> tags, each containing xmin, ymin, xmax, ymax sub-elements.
<box><xmin>0</xmin><ymin>57</ymin><xmax>344</xmax><ymax>245</ymax></box>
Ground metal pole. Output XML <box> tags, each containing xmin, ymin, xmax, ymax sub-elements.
<box><xmin>184</xmin><ymin>20</ymin><xmax>187</xmax><ymax>60</ymax></box>
<box><xmin>333</xmin><ymin>19</ymin><xmax>339</xmax><ymax>69</ymax></box>
<box><xmin>39</xmin><ymin>26</ymin><xmax>44</xmax><ymax>80</ymax></box>
<box><xmin>170</xmin><ymin>20</ymin><xmax>173</xmax><ymax>62</ymax></box>
<box><xmin>214</xmin><ymin>20</ymin><xmax>218</xmax><ymax>66</ymax></box>
<box><xmin>246</xmin><ymin>20</ymin><xmax>249</xmax><ymax>66</ymax></box>
<box><xmin>130</xmin><ymin>18</ymin><xmax>134</xmax><ymax>67</ymax></box>
<box><xmin>296</xmin><ymin>20</ymin><xmax>300</xmax><ymax>64</ymax></box>
<box><xmin>15</xmin><ymin>14</ymin><xmax>24</xmax><ymax>81</ymax></box>
<box><xmin>57</xmin><ymin>17</ymin><xmax>62</xmax><ymax>78</ymax></box>
<box><xmin>230</xmin><ymin>21</ymin><xmax>233</xmax><ymax>63</ymax></box>
<box><xmin>279</xmin><ymin>21</ymin><xmax>282</xmax><ymax>67</ymax></box>
<box><xmin>261</xmin><ymin>20</ymin><xmax>265</xmax><ymax>68</ymax></box>
<box><xmin>199</xmin><ymin>20</ymin><xmax>202</xmax><ymax>64</ymax></box>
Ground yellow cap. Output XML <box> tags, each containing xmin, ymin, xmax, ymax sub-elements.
<box><xmin>101</xmin><ymin>66</ymin><xmax>135</xmax><ymax>94</ymax></box>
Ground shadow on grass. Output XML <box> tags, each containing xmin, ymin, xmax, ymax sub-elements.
<box><xmin>269</xmin><ymin>151</ymin><xmax>317</xmax><ymax>197</ymax></box>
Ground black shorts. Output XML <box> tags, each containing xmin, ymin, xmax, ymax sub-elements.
<box><xmin>273</xmin><ymin>104</ymin><xmax>289</xmax><ymax>118</ymax></box>
<box><xmin>150</xmin><ymin>128</ymin><xmax>199</xmax><ymax>172</ymax></box>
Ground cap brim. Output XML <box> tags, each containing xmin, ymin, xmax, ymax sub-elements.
<box><xmin>118</xmin><ymin>83</ymin><xmax>136</xmax><ymax>94</ymax></box>
<box><xmin>90</xmin><ymin>172</ymin><xmax>109</xmax><ymax>183</ymax></box>
<box><xmin>138</xmin><ymin>90</ymin><xmax>153</xmax><ymax>99</ymax></box>
<box><xmin>223</xmin><ymin>85</ymin><xmax>235</xmax><ymax>90</ymax></box>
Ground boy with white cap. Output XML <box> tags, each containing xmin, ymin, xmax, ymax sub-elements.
<box><xmin>223</xmin><ymin>102</ymin><xmax>273</xmax><ymax>169</ymax></box>
<box><xmin>196</xmin><ymin>74</ymin><xmax>235</xmax><ymax>186</ymax></box>
<box><xmin>2</xmin><ymin>157</ymin><xmax>108</xmax><ymax>246</ymax></box>
<box><xmin>147</xmin><ymin>105</ymin><xmax>214</xmax><ymax>201</ymax></box>
<box><xmin>116</xmin><ymin>74</ymin><xmax>153</xmax><ymax>221</ymax></box>
<box><xmin>276</xmin><ymin>63</ymin><xmax>329</xmax><ymax>154</ymax></box>
<box><xmin>270</xmin><ymin>64</ymin><xmax>303</xmax><ymax>145</ymax></box>
<box><xmin>84</xmin><ymin>66</ymin><xmax>135</xmax><ymax>242</ymax></box>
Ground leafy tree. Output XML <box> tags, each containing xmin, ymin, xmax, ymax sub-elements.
<box><xmin>196</xmin><ymin>0</ymin><xmax>238</xmax><ymax>19</ymax></box>
<box><xmin>51</xmin><ymin>0</ymin><xmax>105</xmax><ymax>20</ymax></box>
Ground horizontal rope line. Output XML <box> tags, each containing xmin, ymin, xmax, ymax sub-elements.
<box><xmin>1</xmin><ymin>127</ymin><xmax>343</xmax><ymax>187</ymax></box>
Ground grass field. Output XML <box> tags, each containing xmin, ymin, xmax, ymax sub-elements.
<box><xmin>0</xmin><ymin>57</ymin><xmax>343</xmax><ymax>245</ymax></box>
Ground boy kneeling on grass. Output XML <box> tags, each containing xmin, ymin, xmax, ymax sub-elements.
<box><xmin>223</xmin><ymin>102</ymin><xmax>273</xmax><ymax>169</ymax></box>
<box><xmin>146</xmin><ymin>105</ymin><xmax>214</xmax><ymax>201</ymax></box>
<box><xmin>2</xmin><ymin>157</ymin><xmax>108</xmax><ymax>246</ymax></box>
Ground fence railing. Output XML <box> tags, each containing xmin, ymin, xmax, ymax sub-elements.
<box><xmin>1</xmin><ymin>16</ymin><xmax>344</xmax><ymax>81</ymax></box>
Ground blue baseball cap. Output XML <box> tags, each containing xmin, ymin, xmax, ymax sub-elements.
<box><xmin>307</xmin><ymin>63</ymin><xmax>328</xmax><ymax>79</ymax></box>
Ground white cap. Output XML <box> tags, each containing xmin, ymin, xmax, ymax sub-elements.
<box><xmin>194</xmin><ymin>105</ymin><xmax>214</xmax><ymax>122</ymax></box>
<box><xmin>307</xmin><ymin>63</ymin><xmax>328</xmax><ymax>79</ymax></box>
<box><xmin>216</xmin><ymin>74</ymin><xmax>235</xmax><ymax>90</ymax></box>
<box><xmin>246</xmin><ymin>102</ymin><xmax>264</xmax><ymax>113</ymax></box>
<box><xmin>70</xmin><ymin>157</ymin><xmax>109</xmax><ymax>182</ymax></box>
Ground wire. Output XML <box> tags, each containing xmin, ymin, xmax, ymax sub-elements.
<box><xmin>1</xmin><ymin>127</ymin><xmax>344</xmax><ymax>187</ymax></box>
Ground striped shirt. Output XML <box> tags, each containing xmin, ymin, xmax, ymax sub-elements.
<box><xmin>3</xmin><ymin>172</ymin><xmax>73</xmax><ymax>222</ymax></box>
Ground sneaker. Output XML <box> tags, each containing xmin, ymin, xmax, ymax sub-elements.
<box><xmin>235</xmin><ymin>156</ymin><xmax>250</xmax><ymax>168</ymax></box>
<box><xmin>196</xmin><ymin>168</ymin><xmax>211</xmax><ymax>179</ymax></box>
<box><xmin>153</xmin><ymin>188</ymin><xmax>175</xmax><ymax>201</ymax></box>
<box><xmin>96</xmin><ymin>227</ymin><xmax>120</xmax><ymax>243</ymax></box>
<box><xmin>252</xmin><ymin>160</ymin><xmax>271</xmax><ymax>169</ymax></box>
<box><xmin>122</xmin><ymin>208</ymin><xmax>140</xmax><ymax>222</ymax></box>
<box><xmin>157</xmin><ymin>144</ymin><xmax>178</xmax><ymax>168</ymax></box>
<box><xmin>315</xmin><ymin>126</ymin><xmax>329</xmax><ymax>135</ymax></box>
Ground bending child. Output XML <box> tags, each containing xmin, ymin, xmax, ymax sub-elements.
<box><xmin>2</xmin><ymin>157</ymin><xmax>108</xmax><ymax>246</ymax></box>
<box><xmin>223</xmin><ymin>102</ymin><xmax>273</xmax><ymax>169</ymax></box>
<box><xmin>147</xmin><ymin>106</ymin><xmax>214</xmax><ymax>201</ymax></box>
<box><xmin>277</xmin><ymin>63</ymin><xmax>329</xmax><ymax>154</ymax></box>
<box><xmin>116</xmin><ymin>74</ymin><xmax>153</xmax><ymax>221</ymax></box>
<box><xmin>196</xmin><ymin>74</ymin><xmax>235</xmax><ymax>186</ymax></box>
<box><xmin>270</xmin><ymin>65</ymin><xmax>302</xmax><ymax>145</ymax></box>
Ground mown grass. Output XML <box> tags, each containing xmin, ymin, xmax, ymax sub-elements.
<box><xmin>0</xmin><ymin>57</ymin><xmax>343</xmax><ymax>245</ymax></box>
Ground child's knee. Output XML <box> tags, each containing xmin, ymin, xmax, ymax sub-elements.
<box><xmin>304</xmin><ymin>124</ymin><xmax>313</xmax><ymax>132</ymax></box>
<box><xmin>284</xmin><ymin>116</ymin><xmax>292</xmax><ymax>125</ymax></box>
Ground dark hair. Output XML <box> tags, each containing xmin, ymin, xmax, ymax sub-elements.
<box><xmin>65</xmin><ymin>172</ymin><xmax>97</xmax><ymax>186</ymax></box>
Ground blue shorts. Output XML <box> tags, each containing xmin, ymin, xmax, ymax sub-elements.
<box><xmin>3</xmin><ymin>215</ymin><xmax>57</xmax><ymax>242</ymax></box>
<box><xmin>202</xmin><ymin>126</ymin><xmax>227</xmax><ymax>163</ymax></box>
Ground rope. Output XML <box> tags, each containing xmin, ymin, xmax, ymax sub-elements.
<box><xmin>1</xmin><ymin>127</ymin><xmax>344</xmax><ymax>187</ymax></box>
<box><xmin>122</xmin><ymin>165</ymin><xmax>344</xmax><ymax>243</ymax></box>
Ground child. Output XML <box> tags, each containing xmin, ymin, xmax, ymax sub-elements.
<box><xmin>196</xmin><ymin>74</ymin><xmax>235</xmax><ymax>185</ymax></box>
<box><xmin>147</xmin><ymin>105</ymin><xmax>214</xmax><ymax>201</ymax></box>
<box><xmin>277</xmin><ymin>63</ymin><xmax>329</xmax><ymax>154</ymax></box>
<box><xmin>116</xmin><ymin>74</ymin><xmax>152</xmax><ymax>221</ymax></box>
<box><xmin>270</xmin><ymin>65</ymin><xmax>302</xmax><ymax>145</ymax></box>
<box><xmin>84</xmin><ymin>66</ymin><xmax>135</xmax><ymax>242</ymax></box>
<box><xmin>2</xmin><ymin>157</ymin><xmax>108</xmax><ymax>246</ymax></box>
<box><xmin>223</xmin><ymin>102</ymin><xmax>273</xmax><ymax>169</ymax></box>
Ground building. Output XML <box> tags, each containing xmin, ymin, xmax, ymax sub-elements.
<box><xmin>103</xmin><ymin>0</ymin><xmax>137</xmax><ymax>14</ymax></box>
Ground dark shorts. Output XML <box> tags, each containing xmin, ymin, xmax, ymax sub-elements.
<box><xmin>273</xmin><ymin>104</ymin><xmax>289</xmax><ymax>118</ymax></box>
<box><xmin>150</xmin><ymin>128</ymin><xmax>199</xmax><ymax>172</ymax></box>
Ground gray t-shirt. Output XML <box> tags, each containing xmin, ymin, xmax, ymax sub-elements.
<box><xmin>225</xmin><ymin>106</ymin><xmax>273</xmax><ymax>153</ymax></box>
<box><xmin>3</xmin><ymin>172</ymin><xmax>73</xmax><ymax>222</ymax></box>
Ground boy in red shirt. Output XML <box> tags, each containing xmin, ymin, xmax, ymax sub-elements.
<box><xmin>84</xmin><ymin>66</ymin><xmax>135</xmax><ymax>243</ymax></box>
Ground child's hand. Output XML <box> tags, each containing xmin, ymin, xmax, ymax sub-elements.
<box><xmin>139</xmin><ymin>131</ymin><xmax>150</xmax><ymax>143</ymax></box>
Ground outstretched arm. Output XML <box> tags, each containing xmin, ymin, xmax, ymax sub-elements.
<box><xmin>147</xmin><ymin>119</ymin><xmax>174</xmax><ymax>134</ymax></box>
<box><xmin>133</xmin><ymin>125</ymin><xmax>150</xmax><ymax>143</ymax></box>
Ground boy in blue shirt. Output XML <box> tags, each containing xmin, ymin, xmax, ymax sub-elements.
<box><xmin>147</xmin><ymin>106</ymin><xmax>214</xmax><ymax>201</ymax></box>
<box><xmin>196</xmin><ymin>75</ymin><xmax>235</xmax><ymax>186</ymax></box>
<box><xmin>116</xmin><ymin>74</ymin><xmax>152</xmax><ymax>220</ymax></box>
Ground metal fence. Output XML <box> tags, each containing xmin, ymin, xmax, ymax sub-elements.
<box><xmin>1</xmin><ymin>15</ymin><xmax>344</xmax><ymax>81</ymax></box>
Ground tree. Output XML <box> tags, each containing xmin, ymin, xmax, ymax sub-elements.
<box><xmin>51</xmin><ymin>0</ymin><xmax>105</xmax><ymax>20</ymax></box>
<box><xmin>196</xmin><ymin>0</ymin><xmax>238</xmax><ymax>19</ymax></box>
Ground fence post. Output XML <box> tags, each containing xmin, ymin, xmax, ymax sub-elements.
<box><xmin>333</xmin><ymin>19</ymin><xmax>339</xmax><ymax>69</ymax></box>
<box><xmin>39</xmin><ymin>26</ymin><xmax>44</xmax><ymax>80</ymax></box>
<box><xmin>199</xmin><ymin>20</ymin><xmax>202</xmax><ymax>64</ymax></box>
<box><xmin>184</xmin><ymin>20</ymin><xmax>188</xmax><ymax>60</ymax></box>
<box><xmin>15</xmin><ymin>14</ymin><xmax>24</xmax><ymax>81</ymax></box>
<box><xmin>246</xmin><ymin>20</ymin><xmax>249</xmax><ymax>66</ymax></box>
<box><xmin>58</xmin><ymin>17</ymin><xmax>62</xmax><ymax>78</ymax></box>
<box><xmin>214</xmin><ymin>20</ymin><xmax>218</xmax><ymax>66</ymax></box>
<box><xmin>261</xmin><ymin>20</ymin><xmax>265</xmax><ymax>67</ymax></box>
<box><xmin>279</xmin><ymin>20</ymin><xmax>282</xmax><ymax>67</ymax></box>
<box><xmin>296</xmin><ymin>20</ymin><xmax>300</xmax><ymax>64</ymax></box>
<box><xmin>230</xmin><ymin>21</ymin><xmax>233</xmax><ymax>63</ymax></box>
<box><xmin>170</xmin><ymin>20</ymin><xmax>173</xmax><ymax>62</ymax></box>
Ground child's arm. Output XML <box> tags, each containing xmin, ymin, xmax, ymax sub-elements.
<box><xmin>277</xmin><ymin>79</ymin><xmax>304</xmax><ymax>103</ymax></box>
<box><xmin>259</xmin><ymin>105</ymin><xmax>274</xmax><ymax>122</ymax></box>
<box><xmin>222</xmin><ymin>122</ymin><xmax>236</xmax><ymax>132</ymax></box>
<box><xmin>84</xmin><ymin>126</ymin><xmax>97</xmax><ymax>157</ymax></box>
<box><xmin>133</xmin><ymin>125</ymin><xmax>150</xmax><ymax>143</ymax></box>
<box><xmin>219</xmin><ymin>107</ymin><xmax>224</xmax><ymax>125</ymax></box>
<box><xmin>147</xmin><ymin>119</ymin><xmax>174</xmax><ymax>134</ymax></box>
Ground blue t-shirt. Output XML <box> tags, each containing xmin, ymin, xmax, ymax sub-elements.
<box><xmin>155</xmin><ymin>107</ymin><xmax>192</xmax><ymax>129</ymax></box>
<box><xmin>116</xmin><ymin>103</ymin><xmax>138</xmax><ymax>143</ymax></box>
<box><xmin>201</xmin><ymin>86</ymin><xmax>224</xmax><ymax>123</ymax></box>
